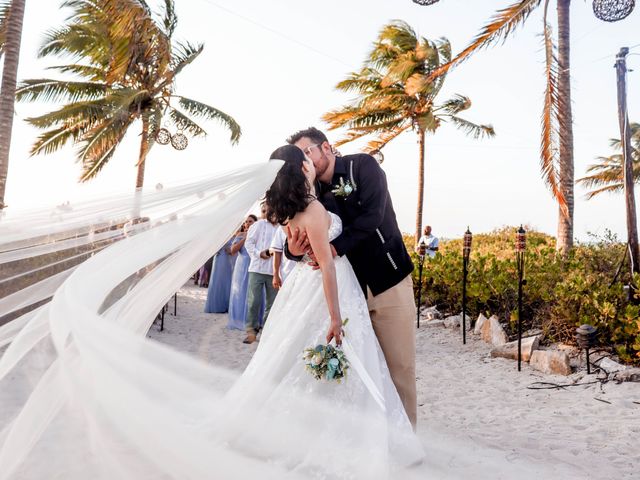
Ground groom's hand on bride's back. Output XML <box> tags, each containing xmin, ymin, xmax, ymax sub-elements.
<box><xmin>286</xmin><ymin>226</ymin><xmax>310</xmax><ymax>257</ymax></box>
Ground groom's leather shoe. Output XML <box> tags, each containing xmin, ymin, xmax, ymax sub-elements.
<box><xmin>243</xmin><ymin>333</ymin><xmax>257</xmax><ymax>344</ymax></box>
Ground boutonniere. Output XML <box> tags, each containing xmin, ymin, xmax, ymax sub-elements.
<box><xmin>331</xmin><ymin>177</ymin><xmax>354</xmax><ymax>198</ymax></box>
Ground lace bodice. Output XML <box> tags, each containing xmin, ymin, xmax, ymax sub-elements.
<box><xmin>327</xmin><ymin>211</ymin><xmax>342</xmax><ymax>242</ymax></box>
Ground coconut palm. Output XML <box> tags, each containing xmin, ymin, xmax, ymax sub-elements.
<box><xmin>16</xmin><ymin>0</ymin><xmax>240</xmax><ymax>190</ymax></box>
<box><xmin>419</xmin><ymin>0</ymin><xmax>635</xmax><ymax>251</ymax></box>
<box><xmin>418</xmin><ymin>0</ymin><xmax>610</xmax><ymax>252</ymax></box>
<box><xmin>323</xmin><ymin>20</ymin><xmax>494</xmax><ymax>242</ymax></box>
<box><xmin>577</xmin><ymin>122</ymin><xmax>640</xmax><ymax>198</ymax></box>
<box><xmin>0</xmin><ymin>0</ymin><xmax>26</xmax><ymax>210</ymax></box>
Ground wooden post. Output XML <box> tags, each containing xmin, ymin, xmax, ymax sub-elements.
<box><xmin>615</xmin><ymin>47</ymin><xmax>640</xmax><ymax>275</ymax></box>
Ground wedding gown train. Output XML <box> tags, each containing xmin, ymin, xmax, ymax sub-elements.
<box><xmin>214</xmin><ymin>212</ymin><xmax>424</xmax><ymax>476</ymax></box>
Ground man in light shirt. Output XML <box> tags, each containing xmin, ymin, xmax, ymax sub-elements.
<box><xmin>416</xmin><ymin>225</ymin><xmax>439</xmax><ymax>259</ymax></box>
<box><xmin>270</xmin><ymin>227</ymin><xmax>296</xmax><ymax>290</ymax></box>
<box><xmin>243</xmin><ymin>204</ymin><xmax>279</xmax><ymax>344</ymax></box>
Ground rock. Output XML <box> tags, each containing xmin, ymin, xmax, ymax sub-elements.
<box><xmin>596</xmin><ymin>357</ymin><xmax>627</xmax><ymax>374</ymax></box>
<box><xmin>530</xmin><ymin>350</ymin><xmax>572</xmax><ymax>376</ymax></box>
<box><xmin>490</xmin><ymin>336</ymin><xmax>540</xmax><ymax>362</ymax></box>
<box><xmin>523</xmin><ymin>328</ymin><xmax>543</xmax><ymax>339</ymax></box>
<box><xmin>422</xmin><ymin>306</ymin><xmax>442</xmax><ymax>320</ymax></box>
<box><xmin>613</xmin><ymin>368</ymin><xmax>640</xmax><ymax>383</ymax></box>
<box><xmin>423</xmin><ymin>319</ymin><xmax>444</xmax><ymax>328</ymax></box>
<box><xmin>473</xmin><ymin>314</ymin><xmax>489</xmax><ymax>335</ymax></box>
<box><xmin>443</xmin><ymin>315</ymin><xmax>461</xmax><ymax>329</ymax></box>
<box><xmin>481</xmin><ymin>315</ymin><xmax>508</xmax><ymax>346</ymax></box>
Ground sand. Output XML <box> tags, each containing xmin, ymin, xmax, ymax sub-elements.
<box><xmin>149</xmin><ymin>282</ymin><xmax>639</xmax><ymax>480</ymax></box>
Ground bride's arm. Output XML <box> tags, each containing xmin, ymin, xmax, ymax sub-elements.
<box><xmin>303</xmin><ymin>202</ymin><xmax>343</xmax><ymax>345</ymax></box>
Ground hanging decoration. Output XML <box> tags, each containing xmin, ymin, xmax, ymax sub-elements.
<box><xmin>155</xmin><ymin>127</ymin><xmax>172</xmax><ymax>145</ymax></box>
<box><xmin>171</xmin><ymin>130</ymin><xmax>189</xmax><ymax>151</ymax></box>
<box><xmin>592</xmin><ymin>0</ymin><xmax>635</xmax><ymax>22</ymax></box>
<box><xmin>412</xmin><ymin>0</ymin><xmax>440</xmax><ymax>5</ymax></box>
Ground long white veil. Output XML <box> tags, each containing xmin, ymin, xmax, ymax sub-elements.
<box><xmin>0</xmin><ymin>161</ymin><xmax>584</xmax><ymax>480</ymax></box>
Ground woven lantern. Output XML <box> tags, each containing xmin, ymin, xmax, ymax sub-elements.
<box><xmin>592</xmin><ymin>0</ymin><xmax>635</xmax><ymax>22</ymax></box>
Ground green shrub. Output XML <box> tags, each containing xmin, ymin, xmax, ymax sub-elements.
<box><xmin>408</xmin><ymin>227</ymin><xmax>640</xmax><ymax>365</ymax></box>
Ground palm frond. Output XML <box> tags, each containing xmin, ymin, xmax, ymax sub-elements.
<box><xmin>333</xmin><ymin>130</ymin><xmax>371</xmax><ymax>147</ymax></box>
<box><xmin>167</xmin><ymin>107</ymin><xmax>206</xmax><ymax>137</ymax></box>
<box><xmin>30</xmin><ymin>126</ymin><xmax>80</xmax><ymax>156</ymax></box>
<box><xmin>539</xmin><ymin>5</ymin><xmax>566</xmax><ymax>213</ymax></box>
<box><xmin>176</xmin><ymin>96</ymin><xmax>241</xmax><ymax>144</ymax></box>
<box><xmin>0</xmin><ymin>0</ymin><xmax>11</xmax><ymax>55</ymax></box>
<box><xmin>446</xmin><ymin>115</ymin><xmax>495</xmax><ymax>139</ymax></box>
<box><xmin>26</xmin><ymin>100</ymin><xmax>111</xmax><ymax>129</ymax></box>
<box><xmin>335</xmin><ymin>68</ymin><xmax>384</xmax><ymax>94</ymax></box>
<box><xmin>16</xmin><ymin>79</ymin><xmax>109</xmax><ymax>103</ymax></box>
<box><xmin>438</xmin><ymin>94</ymin><xmax>472</xmax><ymax>115</ymax></box>
<box><xmin>429</xmin><ymin>0</ymin><xmax>542</xmax><ymax>80</ymax></box>
<box><xmin>169</xmin><ymin>41</ymin><xmax>204</xmax><ymax>78</ymax></box>
<box><xmin>78</xmin><ymin>114</ymin><xmax>131</xmax><ymax>181</ymax></box>
<box><xmin>161</xmin><ymin>0</ymin><xmax>177</xmax><ymax>38</ymax></box>
<box><xmin>46</xmin><ymin>63</ymin><xmax>107</xmax><ymax>81</ymax></box>
<box><xmin>364</xmin><ymin>125</ymin><xmax>411</xmax><ymax>152</ymax></box>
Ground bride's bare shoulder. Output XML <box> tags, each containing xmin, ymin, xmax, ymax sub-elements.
<box><xmin>297</xmin><ymin>200</ymin><xmax>329</xmax><ymax>227</ymax></box>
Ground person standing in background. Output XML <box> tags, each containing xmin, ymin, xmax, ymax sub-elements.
<box><xmin>243</xmin><ymin>203</ymin><xmax>278</xmax><ymax>344</ymax></box>
<box><xmin>416</xmin><ymin>225</ymin><xmax>439</xmax><ymax>259</ymax></box>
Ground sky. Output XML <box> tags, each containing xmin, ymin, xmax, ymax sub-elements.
<box><xmin>4</xmin><ymin>0</ymin><xmax>640</xmax><ymax>241</ymax></box>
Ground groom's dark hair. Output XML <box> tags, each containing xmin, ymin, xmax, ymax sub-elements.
<box><xmin>286</xmin><ymin>127</ymin><xmax>328</xmax><ymax>146</ymax></box>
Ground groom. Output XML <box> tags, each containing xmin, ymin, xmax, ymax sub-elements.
<box><xmin>285</xmin><ymin>127</ymin><xmax>417</xmax><ymax>428</ymax></box>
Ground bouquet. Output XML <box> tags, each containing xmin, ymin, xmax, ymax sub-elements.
<box><xmin>302</xmin><ymin>319</ymin><xmax>350</xmax><ymax>382</ymax></box>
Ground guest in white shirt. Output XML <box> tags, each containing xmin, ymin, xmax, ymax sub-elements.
<box><xmin>243</xmin><ymin>203</ymin><xmax>279</xmax><ymax>344</ymax></box>
<box><xmin>270</xmin><ymin>226</ymin><xmax>296</xmax><ymax>289</ymax></box>
<box><xmin>416</xmin><ymin>225</ymin><xmax>439</xmax><ymax>259</ymax></box>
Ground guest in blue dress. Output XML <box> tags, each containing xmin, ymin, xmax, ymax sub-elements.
<box><xmin>227</xmin><ymin>215</ymin><xmax>258</xmax><ymax>329</ymax></box>
<box><xmin>204</xmin><ymin>233</ymin><xmax>238</xmax><ymax>314</ymax></box>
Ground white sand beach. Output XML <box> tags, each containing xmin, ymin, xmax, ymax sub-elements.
<box><xmin>149</xmin><ymin>282</ymin><xmax>639</xmax><ymax>480</ymax></box>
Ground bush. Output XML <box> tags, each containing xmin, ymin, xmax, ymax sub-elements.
<box><xmin>408</xmin><ymin>227</ymin><xmax>640</xmax><ymax>365</ymax></box>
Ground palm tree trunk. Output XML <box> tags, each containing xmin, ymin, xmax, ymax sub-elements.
<box><xmin>556</xmin><ymin>0</ymin><xmax>574</xmax><ymax>252</ymax></box>
<box><xmin>0</xmin><ymin>0</ymin><xmax>26</xmax><ymax>210</ymax></box>
<box><xmin>415</xmin><ymin>130</ymin><xmax>426</xmax><ymax>244</ymax></box>
<box><xmin>135</xmin><ymin>116</ymin><xmax>150</xmax><ymax>190</ymax></box>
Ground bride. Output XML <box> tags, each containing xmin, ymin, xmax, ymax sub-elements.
<box><xmin>216</xmin><ymin>145</ymin><xmax>424</xmax><ymax>474</ymax></box>
<box><xmin>0</xmin><ymin>153</ymin><xmax>423</xmax><ymax>480</ymax></box>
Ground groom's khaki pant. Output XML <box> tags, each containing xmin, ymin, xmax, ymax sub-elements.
<box><xmin>367</xmin><ymin>274</ymin><xmax>417</xmax><ymax>429</ymax></box>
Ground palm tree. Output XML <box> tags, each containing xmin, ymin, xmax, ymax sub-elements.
<box><xmin>577</xmin><ymin>122</ymin><xmax>640</xmax><ymax>198</ymax></box>
<box><xmin>418</xmin><ymin>0</ymin><xmax>606</xmax><ymax>252</ymax></box>
<box><xmin>16</xmin><ymin>0</ymin><xmax>240</xmax><ymax>190</ymax></box>
<box><xmin>0</xmin><ymin>0</ymin><xmax>26</xmax><ymax>210</ymax></box>
<box><xmin>323</xmin><ymin>21</ymin><xmax>494</xmax><ymax>242</ymax></box>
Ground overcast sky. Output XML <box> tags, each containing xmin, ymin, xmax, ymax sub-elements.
<box><xmin>4</xmin><ymin>0</ymin><xmax>640</xmax><ymax>241</ymax></box>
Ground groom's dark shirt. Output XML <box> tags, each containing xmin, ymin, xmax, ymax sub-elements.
<box><xmin>309</xmin><ymin>153</ymin><xmax>413</xmax><ymax>297</ymax></box>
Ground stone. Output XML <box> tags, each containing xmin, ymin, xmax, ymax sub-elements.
<box><xmin>523</xmin><ymin>328</ymin><xmax>544</xmax><ymax>340</ymax></box>
<box><xmin>613</xmin><ymin>368</ymin><xmax>640</xmax><ymax>383</ymax></box>
<box><xmin>481</xmin><ymin>315</ymin><xmax>508</xmax><ymax>346</ymax></box>
<box><xmin>423</xmin><ymin>319</ymin><xmax>444</xmax><ymax>328</ymax></box>
<box><xmin>443</xmin><ymin>315</ymin><xmax>461</xmax><ymax>329</ymax></box>
<box><xmin>473</xmin><ymin>314</ymin><xmax>489</xmax><ymax>335</ymax></box>
<box><xmin>490</xmin><ymin>336</ymin><xmax>540</xmax><ymax>362</ymax></box>
<box><xmin>530</xmin><ymin>350</ymin><xmax>572</xmax><ymax>376</ymax></box>
<box><xmin>422</xmin><ymin>306</ymin><xmax>442</xmax><ymax>320</ymax></box>
<box><xmin>596</xmin><ymin>357</ymin><xmax>627</xmax><ymax>374</ymax></box>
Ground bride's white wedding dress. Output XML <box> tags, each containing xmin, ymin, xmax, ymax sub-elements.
<box><xmin>215</xmin><ymin>211</ymin><xmax>424</xmax><ymax>476</ymax></box>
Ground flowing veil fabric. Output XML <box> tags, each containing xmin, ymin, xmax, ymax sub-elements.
<box><xmin>0</xmin><ymin>162</ymin><xmax>423</xmax><ymax>480</ymax></box>
<box><xmin>0</xmin><ymin>162</ymin><xmax>579</xmax><ymax>480</ymax></box>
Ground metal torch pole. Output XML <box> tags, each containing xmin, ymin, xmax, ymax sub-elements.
<box><xmin>517</xmin><ymin>251</ymin><xmax>524</xmax><ymax>371</ymax></box>
<box><xmin>462</xmin><ymin>254</ymin><xmax>468</xmax><ymax>344</ymax></box>
<box><xmin>416</xmin><ymin>254</ymin><xmax>425</xmax><ymax>328</ymax></box>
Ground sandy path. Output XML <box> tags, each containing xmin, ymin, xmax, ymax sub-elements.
<box><xmin>149</xmin><ymin>282</ymin><xmax>639</xmax><ymax>480</ymax></box>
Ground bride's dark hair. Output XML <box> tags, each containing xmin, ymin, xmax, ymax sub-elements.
<box><xmin>266</xmin><ymin>145</ymin><xmax>314</xmax><ymax>225</ymax></box>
